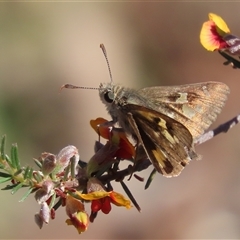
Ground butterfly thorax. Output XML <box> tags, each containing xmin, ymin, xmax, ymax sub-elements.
<box><xmin>99</xmin><ymin>83</ymin><xmax>141</xmax><ymax>114</ymax></box>
<box><xmin>99</xmin><ymin>83</ymin><xmax>148</xmax><ymax>134</ymax></box>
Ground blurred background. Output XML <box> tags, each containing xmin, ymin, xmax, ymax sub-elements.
<box><xmin>1</xmin><ymin>2</ymin><xmax>240</xmax><ymax>239</ymax></box>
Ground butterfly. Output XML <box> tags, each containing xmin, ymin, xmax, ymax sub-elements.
<box><xmin>62</xmin><ymin>44</ymin><xmax>230</xmax><ymax>177</ymax></box>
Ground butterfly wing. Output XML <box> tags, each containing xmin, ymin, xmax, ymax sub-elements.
<box><xmin>125</xmin><ymin>104</ymin><xmax>198</xmax><ymax>177</ymax></box>
<box><xmin>138</xmin><ymin>82</ymin><xmax>229</xmax><ymax>140</ymax></box>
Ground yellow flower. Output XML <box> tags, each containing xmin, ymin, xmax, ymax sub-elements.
<box><xmin>200</xmin><ymin>13</ymin><xmax>230</xmax><ymax>51</ymax></box>
<box><xmin>65</xmin><ymin>195</ymin><xmax>89</xmax><ymax>234</ymax></box>
<box><xmin>78</xmin><ymin>190</ymin><xmax>131</xmax><ymax>209</ymax></box>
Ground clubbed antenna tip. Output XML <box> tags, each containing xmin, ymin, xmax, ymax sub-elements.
<box><xmin>100</xmin><ymin>43</ymin><xmax>113</xmax><ymax>84</ymax></box>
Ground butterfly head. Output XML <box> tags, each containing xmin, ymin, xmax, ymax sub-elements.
<box><xmin>99</xmin><ymin>82</ymin><xmax>115</xmax><ymax>104</ymax></box>
<box><xmin>99</xmin><ymin>82</ymin><xmax>124</xmax><ymax>115</ymax></box>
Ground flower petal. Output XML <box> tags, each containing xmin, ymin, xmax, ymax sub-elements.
<box><xmin>65</xmin><ymin>195</ymin><xmax>89</xmax><ymax>234</ymax></box>
<box><xmin>200</xmin><ymin>20</ymin><xmax>227</xmax><ymax>51</ymax></box>
<box><xmin>65</xmin><ymin>194</ymin><xmax>85</xmax><ymax>216</ymax></box>
<box><xmin>209</xmin><ymin>13</ymin><xmax>230</xmax><ymax>35</ymax></box>
<box><xmin>114</xmin><ymin>131</ymin><xmax>135</xmax><ymax>159</ymax></box>
<box><xmin>77</xmin><ymin>189</ymin><xmax>131</xmax><ymax>209</ymax></box>
<box><xmin>101</xmin><ymin>197</ymin><xmax>112</xmax><ymax>214</ymax></box>
<box><xmin>90</xmin><ymin>118</ymin><xmax>111</xmax><ymax>139</ymax></box>
<box><xmin>86</xmin><ymin>142</ymin><xmax>119</xmax><ymax>176</ymax></box>
<box><xmin>109</xmin><ymin>191</ymin><xmax>132</xmax><ymax>209</ymax></box>
<box><xmin>78</xmin><ymin>191</ymin><xmax>110</xmax><ymax>201</ymax></box>
<box><xmin>66</xmin><ymin>211</ymin><xmax>89</xmax><ymax>234</ymax></box>
<box><xmin>200</xmin><ymin>13</ymin><xmax>230</xmax><ymax>51</ymax></box>
<box><xmin>91</xmin><ymin>199</ymin><xmax>102</xmax><ymax>212</ymax></box>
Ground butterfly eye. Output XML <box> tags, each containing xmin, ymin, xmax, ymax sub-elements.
<box><xmin>104</xmin><ymin>91</ymin><xmax>114</xmax><ymax>103</ymax></box>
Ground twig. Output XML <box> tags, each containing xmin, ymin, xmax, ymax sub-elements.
<box><xmin>195</xmin><ymin>114</ymin><xmax>240</xmax><ymax>145</ymax></box>
<box><xmin>218</xmin><ymin>50</ymin><xmax>240</xmax><ymax>69</ymax></box>
<box><xmin>98</xmin><ymin>158</ymin><xmax>152</xmax><ymax>183</ymax></box>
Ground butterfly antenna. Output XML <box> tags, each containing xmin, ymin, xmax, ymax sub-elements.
<box><xmin>61</xmin><ymin>44</ymin><xmax>112</xmax><ymax>92</ymax></box>
<box><xmin>100</xmin><ymin>43</ymin><xmax>113</xmax><ymax>84</ymax></box>
<box><xmin>60</xmin><ymin>84</ymin><xmax>99</xmax><ymax>92</ymax></box>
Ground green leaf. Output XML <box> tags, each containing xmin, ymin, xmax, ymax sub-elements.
<box><xmin>48</xmin><ymin>192</ymin><xmax>56</xmax><ymax>209</ymax></box>
<box><xmin>0</xmin><ymin>135</ymin><xmax>6</xmax><ymax>160</ymax></box>
<box><xmin>0</xmin><ymin>163</ymin><xmax>5</xmax><ymax>169</ymax></box>
<box><xmin>11</xmin><ymin>143</ymin><xmax>20</xmax><ymax>170</ymax></box>
<box><xmin>78</xmin><ymin>159</ymin><xmax>87</xmax><ymax>169</ymax></box>
<box><xmin>94</xmin><ymin>160</ymin><xmax>114</xmax><ymax>178</ymax></box>
<box><xmin>70</xmin><ymin>156</ymin><xmax>77</xmax><ymax>179</ymax></box>
<box><xmin>33</xmin><ymin>158</ymin><xmax>42</xmax><ymax>169</ymax></box>
<box><xmin>1</xmin><ymin>183</ymin><xmax>19</xmax><ymax>190</ymax></box>
<box><xmin>11</xmin><ymin>182</ymin><xmax>24</xmax><ymax>194</ymax></box>
<box><xmin>0</xmin><ymin>176</ymin><xmax>12</xmax><ymax>183</ymax></box>
<box><xmin>32</xmin><ymin>171</ymin><xmax>43</xmax><ymax>183</ymax></box>
<box><xmin>4</xmin><ymin>154</ymin><xmax>13</xmax><ymax>169</ymax></box>
<box><xmin>14</xmin><ymin>168</ymin><xmax>23</xmax><ymax>176</ymax></box>
<box><xmin>53</xmin><ymin>198</ymin><xmax>62</xmax><ymax>211</ymax></box>
<box><xmin>28</xmin><ymin>167</ymin><xmax>33</xmax><ymax>179</ymax></box>
<box><xmin>19</xmin><ymin>187</ymin><xmax>33</xmax><ymax>202</ymax></box>
<box><xmin>0</xmin><ymin>172</ymin><xmax>12</xmax><ymax>178</ymax></box>
<box><xmin>23</xmin><ymin>166</ymin><xmax>31</xmax><ymax>179</ymax></box>
<box><xmin>144</xmin><ymin>168</ymin><xmax>157</xmax><ymax>190</ymax></box>
<box><xmin>63</xmin><ymin>165</ymin><xmax>70</xmax><ymax>181</ymax></box>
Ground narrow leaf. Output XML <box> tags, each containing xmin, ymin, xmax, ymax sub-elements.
<box><xmin>33</xmin><ymin>171</ymin><xmax>43</xmax><ymax>183</ymax></box>
<box><xmin>2</xmin><ymin>183</ymin><xmax>20</xmax><ymax>190</ymax></box>
<box><xmin>0</xmin><ymin>172</ymin><xmax>12</xmax><ymax>178</ymax></box>
<box><xmin>11</xmin><ymin>143</ymin><xmax>21</xmax><ymax>170</ymax></box>
<box><xmin>4</xmin><ymin>154</ymin><xmax>13</xmax><ymax>168</ymax></box>
<box><xmin>1</xmin><ymin>184</ymin><xmax>17</xmax><ymax>190</ymax></box>
<box><xmin>63</xmin><ymin>165</ymin><xmax>70</xmax><ymax>181</ymax></box>
<box><xmin>48</xmin><ymin>192</ymin><xmax>56</xmax><ymax>209</ymax></box>
<box><xmin>0</xmin><ymin>176</ymin><xmax>12</xmax><ymax>184</ymax></box>
<box><xmin>53</xmin><ymin>198</ymin><xmax>62</xmax><ymax>211</ymax></box>
<box><xmin>33</xmin><ymin>158</ymin><xmax>42</xmax><ymax>169</ymax></box>
<box><xmin>0</xmin><ymin>135</ymin><xmax>6</xmax><ymax>160</ymax></box>
<box><xmin>14</xmin><ymin>168</ymin><xmax>23</xmax><ymax>176</ymax></box>
<box><xmin>95</xmin><ymin>160</ymin><xmax>115</xmax><ymax>178</ymax></box>
<box><xmin>70</xmin><ymin>156</ymin><xmax>77</xmax><ymax>179</ymax></box>
<box><xmin>0</xmin><ymin>163</ymin><xmax>5</xmax><ymax>169</ymax></box>
<box><xmin>19</xmin><ymin>187</ymin><xmax>33</xmax><ymax>202</ymax></box>
<box><xmin>120</xmin><ymin>181</ymin><xmax>141</xmax><ymax>212</ymax></box>
<box><xmin>145</xmin><ymin>169</ymin><xmax>156</xmax><ymax>190</ymax></box>
<box><xmin>11</xmin><ymin>182</ymin><xmax>24</xmax><ymax>194</ymax></box>
<box><xmin>23</xmin><ymin>166</ymin><xmax>30</xmax><ymax>179</ymax></box>
<box><xmin>28</xmin><ymin>167</ymin><xmax>33</xmax><ymax>179</ymax></box>
<box><xmin>78</xmin><ymin>159</ymin><xmax>87</xmax><ymax>169</ymax></box>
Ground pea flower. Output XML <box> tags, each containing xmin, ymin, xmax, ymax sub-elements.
<box><xmin>200</xmin><ymin>13</ymin><xmax>240</xmax><ymax>55</ymax></box>
<box><xmin>87</xmin><ymin>118</ymin><xmax>135</xmax><ymax>176</ymax></box>
<box><xmin>65</xmin><ymin>194</ymin><xmax>89</xmax><ymax>234</ymax></box>
<box><xmin>77</xmin><ymin>178</ymin><xmax>131</xmax><ymax>222</ymax></box>
<box><xmin>90</xmin><ymin>118</ymin><xmax>135</xmax><ymax>160</ymax></box>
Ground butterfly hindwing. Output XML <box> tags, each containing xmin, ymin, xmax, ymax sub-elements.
<box><xmin>126</xmin><ymin>104</ymin><xmax>197</xmax><ymax>177</ymax></box>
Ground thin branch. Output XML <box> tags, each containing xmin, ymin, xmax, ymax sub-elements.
<box><xmin>218</xmin><ymin>50</ymin><xmax>240</xmax><ymax>69</ymax></box>
<box><xmin>195</xmin><ymin>113</ymin><xmax>240</xmax><ymax>145</ymax></box>
<box><xmin>98</xmin><ymin>158</ymin><xmax>152</xmax><ymax>183</ymax></box>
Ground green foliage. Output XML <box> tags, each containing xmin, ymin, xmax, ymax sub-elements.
<box><xmin>0</xmin><ymin>135</ymin><xmax>35</xmax><ymax>197</ymax></box>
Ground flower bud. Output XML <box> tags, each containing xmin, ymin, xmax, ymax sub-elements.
<box><xmin>42</xmin><ymin>154</ymin><xmax>56</xmax><ymax>175</ymax></box>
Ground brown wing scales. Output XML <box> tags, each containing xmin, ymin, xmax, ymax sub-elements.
<box><xmin>125</xmin><ymin>105</ymin><xmax>197</xmax><ymax>177</ymax></box>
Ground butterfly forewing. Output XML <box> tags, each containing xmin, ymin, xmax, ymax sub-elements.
<box><xmin>138</xmin><ymin>82</ymin><xmax>229</xmax><ymax>139</ymax></box>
